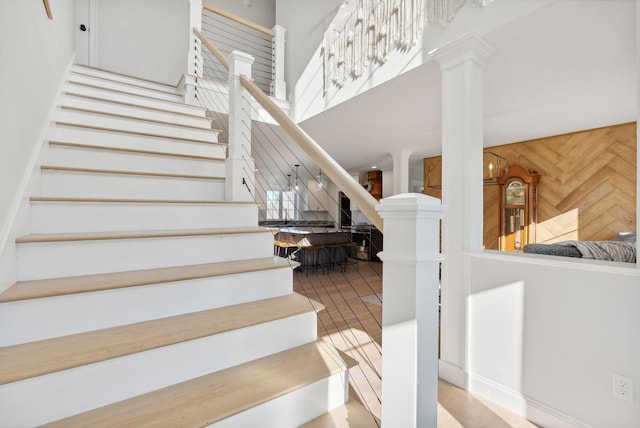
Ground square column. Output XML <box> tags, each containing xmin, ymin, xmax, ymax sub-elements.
<box><xmin>183</xmin><ymin>0</ymin><xmax>203</xmax><ymax>106</ymax></box>
<box><xmin>226</xmin><ymin>50</ymin><xmax>255</xmax><ymax>202</ymax></box>
<box><xmin>430</xmin><ymin>33</ymin><xmax>493</xmax><ymax>383</ymax></box>
<box><xmin>391</xmin><ymin>149</ymin><xmax>412</xmax><ymax>195</ymax></box>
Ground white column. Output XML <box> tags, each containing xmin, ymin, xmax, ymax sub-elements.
<box><xmin>226</xmin><ymin>50</ymin><xmax>255</xmax><ymax>202</ymax></box>
<box><xmin>376</xmin><ymin>193</ymin><xmax>445</xmax><ymax>428</ymax></box>
<box><xmin>430</xmin><ymin>33</ymin><xmax>493</xmax><ymax>385</ymax></box>
<box><xmin>391</xmin><ymin>149</ymin><xmax>412</xmax><ymax>195</ymax></box>
<box><xmin>183</xmin><ymin>0</ymin><xmax>202</xmax><ymax>105</ymax></box>
<box><xmin>271</xmin><ymin>25</ymin><xmax>287</xmax><ymax>100</ymax></box>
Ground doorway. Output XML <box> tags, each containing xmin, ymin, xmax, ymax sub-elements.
<box><xmin>339</xmin><ymin>192</ymin><xmax>351</xmax><ymax>229</ymax></box>
<box><xmin>75</xmin><ymin>0</ymin><xmax>97</xmax><ymax>66</ymax></box>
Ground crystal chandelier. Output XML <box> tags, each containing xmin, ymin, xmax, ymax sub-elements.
<box><xmin>323</xmin><ymin>0</ymin><xmax>491</xmax><ymax>90</ymax></box>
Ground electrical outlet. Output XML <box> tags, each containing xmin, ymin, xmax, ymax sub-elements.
<box><xmin>613</xmin><ymin>374</ymin><xmax>634</xmax><ymax>402</ymax></box>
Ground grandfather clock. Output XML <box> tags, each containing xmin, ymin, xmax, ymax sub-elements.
<box><xmin>498</xmin><ymin>164</ymin><xmax>540</xmax><ymax>251</ymax></box>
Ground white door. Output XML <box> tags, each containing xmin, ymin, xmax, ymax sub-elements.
<box><xmin>75</xmin><ymin>0</ymin><xmax>97</xmax><ymax>66</ymax></box>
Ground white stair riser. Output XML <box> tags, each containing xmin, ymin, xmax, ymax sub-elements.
<box><xmin>41</xmin><ymin>170</ymin><xmax>225</xmax><ymax>200</ymax></box>
<box><xmin>0</xmin><ymin>314</ymin><xmax>318</xmax><ymax>427</ymax></box>
<box><xmin>213</xmin><ymin>374</ymin><xmax>350</xmax><ymax>428</ymax></box>
<box><xmin>52</xmin><ymin>124</ymin><xmax>226</xmax><ymax>158</ymax></box>
<box><xmin>66</xmin><ymin>83</ymin><xmax>203</xmax><ymax>117</ymax></box>
<box><xmin>57</xmin><ymin>109</ymin><xmax>218</xmax><ymax>143</ymax></box>
<box><xmin>68</xmin><ymin>74</ymin><xmax>183</xmax><ymax>103</ymax></box>
<box><xmin>17</xmin><ymin>232</ymin><xmax>275</xmax><ymax>280</ymax></box>
<box><xmin>62</xmin><ymin>94</ymin><xmax>212</xmax><ymax>129</ymax></box>
<box><xmin>46</xmin><ymin>144</ymin><xmax>225</xmax><ymax>179</ymax></box>
<box><xmin>31</xmin><ymin>201</ymin><xmax>254</xmax><ymax>233</ymax></box>
<box><xmin>70</xmin><ymin>67</ymin><xmax>180</xmax><ymax>94</ymax></box>
<box><xmin>0</xmin><ymin>268</ymin><xmax>294</xmax><ymax>346</ymax></box>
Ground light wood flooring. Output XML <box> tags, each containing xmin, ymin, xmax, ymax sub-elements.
<box><xmin>293</xmin><ymin>260</ymin><xmax>540</xmax><ymax>427</ymax></box>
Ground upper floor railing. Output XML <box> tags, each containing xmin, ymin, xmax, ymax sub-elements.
<box><xmin>200</xmin><ymin>3</ymin><xmax>285</xmax><ymax>99</ymax></box>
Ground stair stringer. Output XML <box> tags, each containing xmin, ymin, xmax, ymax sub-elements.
<box><xmin>0</xmin><ymin>59</ymin><xmax>76</xmax><ymax>294</ymax></box>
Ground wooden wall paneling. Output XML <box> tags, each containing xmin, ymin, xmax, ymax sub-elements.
<box><xmin>423</xmin><ymin>122</ymin><xmax>637</xmax><ymax>249</ymax></box>
<box><xmin>423</xmin><ymin>157</ymin><xmax>442</xmax><ymax>200</ymax></box>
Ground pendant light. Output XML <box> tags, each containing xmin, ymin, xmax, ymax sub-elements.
<box><xmin>317</xmin><ymin>169</ymin><xmax>327</xmax><ymax>188</ymax></box>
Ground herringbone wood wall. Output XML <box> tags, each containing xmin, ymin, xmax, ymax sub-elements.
<box><xmin>424</xmin><ymin>122</ymin><xmax>637</xmax><ymax>250</ymax></box>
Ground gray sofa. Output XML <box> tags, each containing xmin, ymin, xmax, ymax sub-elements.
<box><xmin>523</xmin><ymin>232</ymin><xmax>636</xmax><ymax>263</ymax></box>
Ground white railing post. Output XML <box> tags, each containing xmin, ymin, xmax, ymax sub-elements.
<box><xmin>270</xmin><ymin>25</ymin><xmax>287</xmax><ymax>99</ymax></box>
<box><xmin>227</xmin><ymin>50</ymin><xmax>255</xmax><ymax>202</ymax></box>
<box><xmin>376</xmin><ymin>193</ymin><xmax>445</xmax><ymax>427</ymax></box>
<box><xmin>183</xmin><ymin>0</ymin><xmax>203</xmax><ymax>105</ymax></box>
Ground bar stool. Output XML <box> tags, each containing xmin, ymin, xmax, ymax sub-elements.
<box><xmin>300</xmin><ymin>244</ymin><xmax>325</xmax><ymax>274</ymax></box>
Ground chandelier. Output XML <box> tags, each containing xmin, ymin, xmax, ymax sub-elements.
<box><xmin>323</xmin><ymin>0</ymin><xmax>491</xmax><ymax>91</ymax></box>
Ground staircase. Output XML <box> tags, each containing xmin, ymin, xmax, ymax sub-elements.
<box><xmin>0</xmin><ymin>65</ymin><xmax>356</xmax><ymax>427</ymax></box>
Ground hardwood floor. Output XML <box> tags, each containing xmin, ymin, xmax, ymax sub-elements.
<box><xmin>293</xmin><ymin>260</ymin><xmax>539</xmax><ymax>427</ymax></box>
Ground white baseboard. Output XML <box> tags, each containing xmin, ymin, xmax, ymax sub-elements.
<box><xmin>438</xmin><ymin>359</ymin><xmax>468</xmax><ymax>390</ymax></box>
<box><xmin>0</xmin><ymin>55</ymin><xmax>75</xmax><ymax>292</ymax></box>
<box><xmin>437</xmin><ymin>361</ymin><xmax>593</xmax><ymax>428</ymax></box>
<box><xmin>469</xmin><ymin>373</ymin><xmax>594</xmax><ymax>428</ymax></box>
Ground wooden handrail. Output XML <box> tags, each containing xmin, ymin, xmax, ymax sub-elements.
<box><xmin>194</xmin><ymin>29</ymin><xmax>381</xmax><ymax>230</ymax></box>
<box><xmin>203</xmin><ymin>4</ymin><xmax>275</xmax><ymax>38</ymax></box>
<box><xmin>194</xmin><ymin>29</ymin><xmax>229</xmax><ymax>71</ymax></box>
<box><xmin>239</xmin><ymin>74</ymin><xmax>384</xmax><ymax>232</ymax></box>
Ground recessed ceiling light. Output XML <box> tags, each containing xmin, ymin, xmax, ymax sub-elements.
<box><xmin>371</xmin><ymin>166</ymin><xmax>378</xmax><ymax>169</ymax></box>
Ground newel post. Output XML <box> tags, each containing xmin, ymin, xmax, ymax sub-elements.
<box><xmin>183</xmin><ymin>0</ymin><xmax>203</xmax><ymax>105</ymax></box>
<box><xmin>271</xmin><ymin>25</ymin><xmax>287</xmax><ymax>99</ymax></box>
<box><xmin>226</xmin><ymin>50</ymin><xmax>255</xmax><ymax>202</ymax></box>
<box><xmin>376</xmin><ymin>193</ymin><xmax>445</xmax><ymax>427</ymax></box>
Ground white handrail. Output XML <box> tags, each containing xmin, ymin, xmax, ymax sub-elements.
<box><xmin>239</xmin><ymin>74</ymin><xmax>384</xmax><ymax>232</ymax></box>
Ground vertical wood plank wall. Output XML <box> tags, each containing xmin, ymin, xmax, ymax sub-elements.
<box><xmin>423</xmin><ymin>122</ymin><xmax>637</xmax><ymax>250</ymax></box>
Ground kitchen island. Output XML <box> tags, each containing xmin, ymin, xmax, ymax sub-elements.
<box><xmin>273</xmin><ymin>228</ymin><xmax>354</xmax><ymax>271</ymax></box>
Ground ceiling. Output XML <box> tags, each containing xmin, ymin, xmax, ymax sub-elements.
<box><xmin>289</xmin><ymin>0</ymin><xmax>636</xmax><ymax>179</ymax></box>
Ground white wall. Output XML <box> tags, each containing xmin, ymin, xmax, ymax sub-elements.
<box><xmin>275</xmin><ymin>0</ymin><xmax>338</xmax><ymax>105</ymax></box>
<box><xmin>205</xmin><ymin>0</ymin><xmax>275</xmax><ymax>28</ymax></box>
<box><xmin>95</xmin><ymin>0</ymin><xmax>189</xmax><ymax>85</ymax></box>
<box><xmin>468</xmin><ymin>253</ymin><xmax>640</xmax><ymax>427</ymax></box>
<box><xmin>0</xmin><ymin>0</ymin><xmax>75</xmax><ymax>288</ymax></box>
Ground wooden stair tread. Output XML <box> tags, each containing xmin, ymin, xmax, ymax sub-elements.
<box><xmin>55</xmin><ymin>121</ymin><xmax>227</xmax><ymax>146</ymax></box>
<box><xmin>0</xmin><ymin>257</ymin><xmax>297</xmax><ymax>303</ymax></box>
<box><xmin>49</xmin><ymin>140</ymin><xmax>225</xmax><ymax>161</ymax></box>
<box><xmin>67</xmin><ymin>81</ymin><xmax>199</xmax><ymax>110</ymax></box>
<box><xmin>0</xmin><ymin>293</ymin><xmax>323</xmax><ymax>385</ymax></box>
<box><xmin>72</xmin><ymin>65</ymin><xmax>180</xmax><ymax>91</ymax></box>
<box><xmin>42</xmin><ymin>340</ymin><xmax>355</xmax><ymax>428</ymax></box>
<box><xmin>16</xmin><ymin>226</ymin><xmax>269</xmax><ymax>244</ymax></box>
<box><xmin>69</xmin><ymin>70</ymin><xmax>180</xmax><ymax>96</ymax></box>
<box><xmin>300</xmin><ymin>396</ymin><xmax>380</xmax><ymax>428</ymax></box>
<box><xmin>40</xmin><ymin>165</ymin><xmax>224</xmax><ymax>181</ymax></box>
<box><xmin>61</xmin><ymin>106</ymin><xmax>216</xmax><ymax>132</ymax></box>
<box><xmin>29</xmin><ymin>196</ymin><xmax>255</xmax><ymax>204</ymax></box>
<box><xmin>64</xmin><ymin>91</ymin><xmax>208</xmax><ymax>119</ymax></box>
